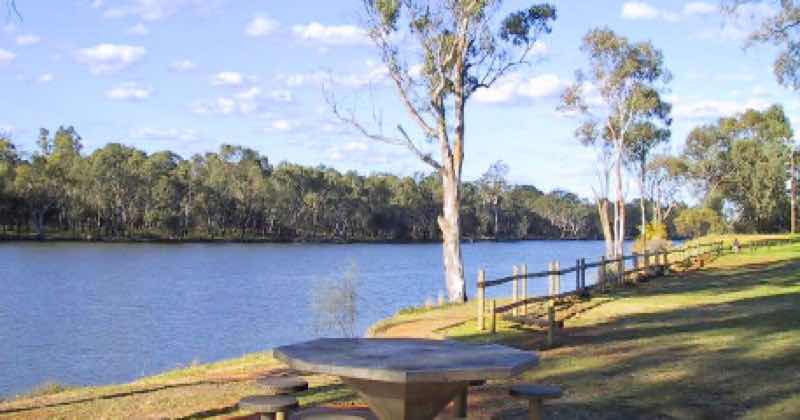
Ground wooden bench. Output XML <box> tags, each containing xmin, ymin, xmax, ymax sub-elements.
<box><xmin>238</xmin><ymin>395</ymin><xmax>299</xmax><ymax>420</ymax></box>
<box><xmin>257</xmin><ymin>375</ymin><xmax>309</xmax><ymax>395</ymax></box>
<box><xmin>509</xmin><ymin>384</ymin><xmax>562</xmax><ymax>420</ymax></box>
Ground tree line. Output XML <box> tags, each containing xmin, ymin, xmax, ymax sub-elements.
<box><xmin>0</xmin><ymin>127</ymin><xmax>667</xmax><ymax>242</ymax></box>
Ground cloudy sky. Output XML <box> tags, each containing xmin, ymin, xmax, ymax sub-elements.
<box><xmin>0</xmin><ymin>0</ymin><xmax>794</xmax><ymax>199</ymax></box>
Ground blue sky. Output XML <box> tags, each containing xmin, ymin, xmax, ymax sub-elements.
<box><xmin>0</xmin><ymin>0</ymin><xmax>794</xmax><ymax>199</ymax></box>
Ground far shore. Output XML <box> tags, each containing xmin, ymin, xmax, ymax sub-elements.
<box><xmin>0</xmin><ymin>233</ymin><xmax>656</xmax><ymax>245</ymax></box>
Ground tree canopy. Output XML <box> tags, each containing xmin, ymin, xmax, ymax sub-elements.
<box><xmin>683</xmin><ymin>105</ymin><xmax>793</xmax><ymax>232</ymax></box>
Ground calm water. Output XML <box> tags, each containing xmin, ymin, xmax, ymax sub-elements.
<box><xmin>0</xmin><ymin>240</ymin><xmax>629</xmax><ymax>397</ymax></box>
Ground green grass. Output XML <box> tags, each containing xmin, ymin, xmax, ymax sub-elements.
<box><xmin>441</xmin><ymin>240</ymin><xmax>800</xmax><ymax>419</ymax></box>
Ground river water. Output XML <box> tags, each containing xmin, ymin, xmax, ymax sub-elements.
<box><xmin>0</xmin><ymin>240</ymin><xmax>629</xmax><ymax>397</ymax></box>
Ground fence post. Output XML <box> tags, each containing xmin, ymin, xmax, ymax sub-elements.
<box><xmin>546</xmin><ymin>299</ymin><xmax>556</xmax><ymax>347</ymax></box>
<box><xmin>617</xmin><ymin>256</ymin><xmax>625</xmax><ymax>285</ymax></box>
<box><xmin>644</xmin><ymin>250</ymin><xmax>649</xmax><ymax>272</ymax></box>
<box><xmin>490</xmin><ymin>299</ymin><xmax>496</xmax><ymax>335</ymax></box>
<box><xmin>521</xmin><ymin>264</ymin><xmax>528</xmax><ymax>316</ymax></box>
<box><xmin>575</xmin><ymin>258</ymin><xmax>581</xmax><ymax>293</ymax></box>
<box><xmin>554</xmin><ymin>261</ymin><xmax>561</xmax><ymax>295</ymax></box>
<box><xmin>548</xmin><ymin>261</ymin><xmax>553</xmax><ymax>296</ymax></box>
<box><xmin>477</xmin><ymin>269</ymin><xmax>486</xmax><ymax>331</ymax></box>
<box><xmin>580</xmin><ymin>258</ymin><xmax>587</xmax><ymax>292</ymax></box>
<box><xmin>512</xmin><ymin>265</ymin><xmax>519</xmax><ymax>317</ymax></box>
<box><xmin>599</xmin><ymin>256</ymin><xmax>607</xmax><ymax>290</ymax></box>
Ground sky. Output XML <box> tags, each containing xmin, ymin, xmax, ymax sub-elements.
<box><xmin>0</xmin><ymin>0</ymin><xmax>794</xmax><ymax>200</ymax></box>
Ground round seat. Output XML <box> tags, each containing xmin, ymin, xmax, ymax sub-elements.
<box><xmin>239</xmin><ymin>395</ymin><xmax>299</xmax><ymax>420</ymax></box>
<box><xmin>509</xmin><ymin>384</ymin><xmax>562</xmax><ymax>420</ymax></box>
<box><xmin>257</xmin><ymin>375</ymin><xmax>309</xmax><ymax>395</ymax></box>
<box><xmin>289</xmin><ymin>407</ymin><xmax>376</xmax><ymax>420</ymax></box>
<box><xmin>509</xmin><ymin>384</ymin><xmax>563</xmax><ymax>399</ymax></box>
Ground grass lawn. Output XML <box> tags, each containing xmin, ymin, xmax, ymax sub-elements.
<box><xmin>1</xmin><ymin>236</ymin><xmax>798</xmax><ymax>419</ymax></box>
<box><xmin>440</xmin><ymin>239</ymin><xmax>800</xmax><ymax>419</ymax></box>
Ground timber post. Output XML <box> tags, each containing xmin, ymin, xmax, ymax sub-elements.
<box><xmin>599</xmin><ymin>256</ymin><xmax>607</xmax><ymax>290</ymax></box>
<box><xmin>512</xmin><ymin>265</ymin><xmax>519</xmax><ymax>317</ymax></box>
<box><xmin>546</xmin><ymin>299</ymin><xmax>556</xmax><ymax>347</ymax></box>
<box><xmin>477</xmin><ymin>269</ymin><xmax>486</xmax><ymax>331</ymax></box>
<box><xmin>521</xmin><ymin>263</ymin><xmax>528</xmax><ymax>316</ymax></box>
<box><xmin>490</xmin><ymin>299</ymin><xmax>496</xmax><ymax>335</ymax></box>
<box><xmin>575</xmin><ymin>258</ymin><xmax>581</xmax><ymax>294</ymax></box>
<box><xmin>617</xmin><ymin>256</ymin><xmax>625</xmax><ymax>285</ymax></box>
<box><xmin>554</xmin><ymin>261</ymin><xmax>561</xmax><ymax>295</ymax></box>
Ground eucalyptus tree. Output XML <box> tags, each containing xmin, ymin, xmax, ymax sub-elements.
<box><xmin>726</xmin><ymin>0</ymin><xmax>800</xmax><ymax>232</ymax></box>
<box><xmin>683</xmin><ymin>105</ymin><xmax>793</xmax><ymax>232</ymax></box>
<box><xmin>560</xmin><ymin>28</ymin><xmax>671</xmax><ymax>257</ymax></box>
<box><xmin>646</xmin><ymin>154</ymin><xmax>687</xmax><ymax>226</ymax></box>
<box><xmin>333</xmin><ymin>1</ymin><xmax>557</xmax><ymax>302</ymax></box>
<box><xmin>624</xmin><ymin>120</ymin><xmax>671</xmax><ymax>250</ymax></box>
<box><xmin>478</xmin><ymin>160</ymin><xmax>509</xmax><ymax>239</ymax></box>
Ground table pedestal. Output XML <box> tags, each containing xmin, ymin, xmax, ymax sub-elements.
<box><xmin>343</xmin><ymin>378</ymin><xmax>468</xmax><ymax>420</ymax></box>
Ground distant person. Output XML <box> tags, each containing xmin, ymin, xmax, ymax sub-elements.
<box><xmin>733</xmin><ymin>238</ymin><xmax>740</xmax><ymax>254</ymax></box>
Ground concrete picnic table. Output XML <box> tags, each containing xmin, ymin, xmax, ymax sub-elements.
<box><xmin>273</xmin><ymin>337</ymin><xmax>539</xmax><ymax>420</ymax></box>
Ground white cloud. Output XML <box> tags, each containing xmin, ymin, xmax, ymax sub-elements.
<box><xmin>0</xmin><ymin>49</ymin><xmax>15</xmax><ymax>64</ymax></box>
<box><xmin>191</xmin><ymin>86</ymin><xmax>290</xmax><ymax>116</ymax></box>
<box><xmin>106</xmin><ymin>82</ymin><xmax>153</xmax><ymax>101</ymax></box>
<box><xmin>169</xmin><ymin>59</ymin><xmax>196</xmax><ymax>72</ymax></box>
<box><xmin>683</xmin><ymin>2</ymin><xmax>717</xmax><ymax>16</ymax></box>
<box><xmin>622</xmin><ymin>2</ymin><xmax>660</xmax><ymax>20</ymax></box>
<box><xmin>245</xmin><ymin>15</ymin><xmax>279</xmax><ymax>37</ymax></box>
<box><xmin>342</xmin><ymin>141</ymin><xmax>369</xmax><ymax>152</ymax></box>
<box><xmin>473</xmin><ymin>73</ymin><xmax>567</xmax><ymax>104</ymax></box>
<box><xmin>77</xmin><ymin>44</ymin><xmax>146</xmax><ymax>74</ymax></box>
<box><xmin>283</xmin><ymin>61</ymin><xmax>388</xmax><ymax>88</ymax></box>
<box><xmin>621</xmin><ymin>1</ymin><xmax>682</xmax><ymax>22</ymax></box>
<box><xmin>271</xmin><ymin>119</ymin><xmax>295</xmax><ymax>131</ymax></box>
<box><xmin>91</xmin><ymin>0</ymin><xmax>105</xmax><ymax>9</ymax></box>
<box><xmin>673</xmin><ymin>98</ymin><xmax>771</xmax><ymax>119</ymax></box>
<box><xmin>128</xmin><ymin>23</ymin><xmax>149</xmax><ymax>36</ymax></box>
<box><xmin>291</xmin><ymin>22</ymin><xmax>369</xmax><ymax>46</ymax></box>
<box><xmin>130</xmin><ymin>127</ymin><xmax>199</xmax><ymax>142</ymax></box>
<box><xmin>102</xmin><ymin>0</ymin><xmax>225</xmax><ymax>21</ymax></box>
<box><xmin>16</xmin><ymin>34</ymin><xmax>41</xmax><ymax>46</ymax></box>
<box><xmin>212</xmin><ymin>71</ymin><xmax>244</xmax><ymax>86</ymax></box>
<box><xmin>37</xmin><ymin>73</ymin><xmax>54</xmax><ymax>83</ymax></box>
<box><xmin>530</xmin><ymin>40</ymin><xmax>549</xmax><ymax>56</ymax></box>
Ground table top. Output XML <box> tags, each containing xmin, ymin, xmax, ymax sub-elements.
<box><xmin>273</xmin><ymin>338</ymin><xmax>538</xmax><ymax>383</ymax></box>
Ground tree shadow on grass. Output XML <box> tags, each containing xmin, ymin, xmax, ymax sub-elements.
<box><xmin>464</xmin><ymin>260</ymin><xmax>800</xmax><ymax>419</ymax></box>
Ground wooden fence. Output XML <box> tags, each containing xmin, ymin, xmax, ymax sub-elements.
<box><xmin>475</xmin><ymin>237</ymin><xmax>799</xmax><ymax>344</ymax></box>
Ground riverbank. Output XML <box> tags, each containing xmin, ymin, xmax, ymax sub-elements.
<box><xmin>1</xmin><ymin>234</ymin><xmax>797</xmax><ymax>419</ymax></box>
<box><xmin>0</xmin><ymin>232</ymin><xmax>610</xmax><ymax>244</ymax></box>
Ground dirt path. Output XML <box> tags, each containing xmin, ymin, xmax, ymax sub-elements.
<box><xmin>375</xmin><ymin>316</ymin><xmax>471</xmax><ymax>339</ymax></box>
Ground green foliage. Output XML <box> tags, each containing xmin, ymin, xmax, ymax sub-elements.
<box><xmin>683</xmin><ymin>105</ymin><xmax>793</xmax><ymax>232</ymax></box>
<box><xmin>0</xmin><ymin>130</ymin><xmax>619</xmax><ymax>241</ymax></box>
<box><xmin>675</xmin><ymin>207</ymin><xmax>727</xmax><ymax>238</ymax></box>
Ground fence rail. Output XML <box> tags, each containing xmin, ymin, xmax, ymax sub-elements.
<box><xmin>476</xmin><ymin>236</ymin><xmax>800</xmax><ymax>343</ymax></box>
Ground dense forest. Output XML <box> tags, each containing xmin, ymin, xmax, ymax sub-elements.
<box><xmin>0</xmin><ymin>127</ymin><xmax>667</xmax><ymax>242</ymax></box>
<box><xmin>1</xmin><ymin>107</ymin><xmax>795</xmax><ymax>243</ymax></box>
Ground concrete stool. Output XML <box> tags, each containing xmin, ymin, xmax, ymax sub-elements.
<box><xmin>289</xmin><ymin>407</ymin><xmax>376</xmax><ymax>420</ymax></box>
<box><xmin>238</xmin><ymin>395</ymin><xmax>299</xmax><ymax>420</ymax></box>
<box><xmin>509</xmin><ymin>384</ymin><xmax>562</xmax><ymax>420</ymax></box>
<box><xmin>257</xmin><ymin>375</ymin><xmax>309</xmax><ymax>395</ymax></box>
<box><xmin>452</xmin><ymin>380</ymin><xmax>488</xmax><ymax>418</ymax></box>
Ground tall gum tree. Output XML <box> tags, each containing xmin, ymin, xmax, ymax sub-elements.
<box><xmin>726</xmin><ymin>0</ymin><xmax>800</xmax><ymax>232</ymax></box>
<box><xmin>335</xmin><ymin>1</ymin><xmax>557</xmax><ymax>302</ymax></box>
<box><xmin>560</xmin><ymin>28</ymin><xmax>671</xmax><ymax>258</ymax></box>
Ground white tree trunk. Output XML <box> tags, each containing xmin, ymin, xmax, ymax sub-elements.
<box><xmin>597</xmin><ymin>198</ymin><xmax>614</xmax><ymax>257</ymax></box>
<box><xmin>438</xmin><ymin>170</ymin><xmax>465</xmax><ymax>302</ymax></box>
